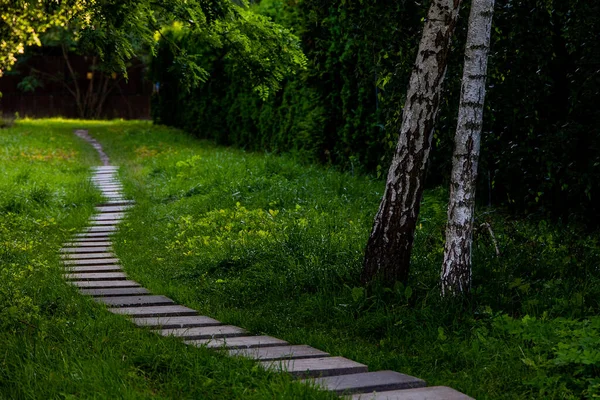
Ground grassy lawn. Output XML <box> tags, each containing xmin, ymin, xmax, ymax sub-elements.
<box><xmin>2</xmin><ymin>119</ymin><xmax>599</xmax><ymax>399</ymax></box>
<box><xmin>0</xmin><ymin>120</ymin><xmax>334</xmax><ymax>399</ymax></box>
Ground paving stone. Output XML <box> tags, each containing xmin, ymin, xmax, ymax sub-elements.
<box><xmin>97</xmin><ymin>200</ymin><xmax>135</xmax><ymax>207</ymax></box>
<box><xmin>109</xmin><ymin>305</ymin><xmax>198</xmax><ymax>317</ymax></box>
<box><xmin>64</xmin><ymin>272</ymin><xmax>127</xmax><ymax>281</ymax></box>
<box><xmin>64</xmin><ymin>241</ymin><xmax>112</xmax><ymax>247</ymax></box>
<box><xmin>305</xmin><ymin>371</ymin><xmax>425</xmax><ymax>395</ymax></box>
<box><xmin>70</xmin><ymin>280</ymin><xmax>141</xmax><ymax>289</ymax></box>
<box><xmin>63</xmin><ymin>258</ymin><xmax>119</xmax><ymax>265</ymax></box>
<box><xmin>75</xmin><ymin>232</ymin><xmax>113</xmax><ymax>238</ymax></box>
<box><xmin>61</xmin><ymin>252</ymin><xmax>115</xmax><ymax>259</ymax></box>
<box><xmin>261</xmin><ymin>357</ymin><xmax>368</xmax><ymax>378</ymax></box>
<box><xmin>79</xmin><ymin>287</ymin><xmax>150</xmax><ymax>297</ymax></box>
<box><xmin>88</xmin><ymin>220</ymin><xmax>121</xmax><ymax>226</ymax></box>
<box><xmin>95</xmin><ymin>206</ymin><xmax>131</xmax><ymax>213</ymax></box>
<box><xmin>348</xmin><ymin>386</ymin><xmax>474</xmax><ymax>400</ymax></box>
<box><xmin>85</xmin><ymin>226</ymin><xmax>117</xmax><ymax>233</ymax></box>
<box><xmin>61</xmin><ymin>246</ymin><xmax>112</xmax><ymax>253</ymax></box>
<box><xmin>186</xmin><ymin>336</ymin><xmax>289</xmax><ymax>349</ymax></box>
<box><xmin>93</xmin><ymin>183</ymin><xmax>120</xmax><ymax>187</ymax></box>
<box><xmin>100</xmin><ymin>191</ymin><xmax>123</xmax><ymax>196</ymax></box>
<box><xmin>96</xmin><ymin>295</ymin><xmax>174</xmax><ymax>308</ymax></box>
<box><xmin>229</xmin><ymin>345</ymin><xmax>329</xmax><ymax>361</ymax></box>
<box><xmin>157</xmin><ymin>325</ymin><xmax>247</xmax><ymax>340</ymax></box>
<box><xmin>131</xmin><ymin>316</ymin><xmax>221</xmax><ymax>329</ymax></box>
<box><xmin>92</xmin><ymin>213</ymin><xmax>125</xmax><ymax>220</ymax></box>
<box><xmin>65</xmin><ymin>265</ymin><xmax>122</xmax><ymax>273</ymax></box>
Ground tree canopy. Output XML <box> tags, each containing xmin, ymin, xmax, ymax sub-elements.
<box><xmin>0</xmin><ymin>0</ymin><xmax>306</xmax><ymax>92</ymax></box>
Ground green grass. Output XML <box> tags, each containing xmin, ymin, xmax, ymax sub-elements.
<box><xmin>0</xmin><ymin>120</ymin><xmax>335</xmax><ymax>399</ymax></box>
<box><xmin>2</xmin><ymin>120</ymin><xmax>599</xmax><ymax>399</ymax></box>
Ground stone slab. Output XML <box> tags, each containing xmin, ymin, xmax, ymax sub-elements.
<box><xmin>109</xmin><ymin>305</ymin><xmax>198</xmax><ymax>317</ymax></box>
<box><xmin>64</xmin><ymin>272</ymin><xmax>127</xmax><ymax>281</ymax></box>
<box><xmin>65</xmin><ymin>265</ymin><xmax>122</xmax><ymax>273</ymax></box>
<box><xmin>229</xmin><ymin>345</ymin><xmax>329</xmax><ymax>361</ymax></box>
<box><xmin>64</xmin><ymin>241</ymin><xmax>112</xmax><ymax>247</ymax></box>
<box><xmin>70</xmin><ymin>280</ymin><xmax>141</xmax><ymax>289</ymax></box>
<box><xmin>261</xmin><ymin>357</ymin><xmax>368</xmax><ymax>378</ymax></box>
<box><xmin>85</xmin><ymin>226</ymin><xmax>117</xmax><ymax>232</ymax></box>
<box><xmin>92</xmin><ymin>213</ymin><xmax>125</xmax><ymax>220</ymax></box>
<box><xmin>96</xmin><ymin>200</ymin><xmax>135</xmax><ymax>207</ymax></box>
<box><xmin>96</xmin><ymin>184</ymin><xmax>123</xmax><ymax>188</ymax></box>
<box><xmin>96</xmin><ymin>206</ymin><xmax>132</xmax><ymax>213</ymax></box>
<box><xmin>79</xmin><ymin>287</ymin><xmax>150</xmax><ymax>297</ymax></box>
<box><xmin>157</xmin><ymin>325</ymin><xmax>246</xmax><ymax>340</ymax></box>
<box><xmin>305</xmin><ymin>371</ymin><xmax>426</xmax><ymax>395</ymax></box>
<box><xmin>100</xmin><ymin>191</ymin><xmax>123</xmax><ymax>196</ymax></box>
<box><xmin>349</xmin><ymin>386</ymin><xmax>474</xmax><ymax>400</ymax></box>
<box><xmin>61</xmin><ymin>252</ymin><xmax>115</xmax><ymax>259</ymax></box>
<box><xmin>63</xmin><ymin>258</ymin><xmax>119</xmax><ymax>265</ymax></box>
<box><xmin>88</xmin><ymin>221</ymin><xmax>121</xmax><ymax>226</ymax></box>
<box><xmin>61</xmin><ymin>246</ymin><xmax>112</xmax><ymax>253</ymax></box>
<box><xmin>75</xmin><ymin>232</ymin><xmax>113</xmax><ymax>238</ymax></box>
<box><xmin>132</xmin><ymin>316</ymin><xmax>222</xmax><ymax>329</ymax></box>
<box><xmin>186</xmin><ymin>336</ymin><xmax>288</xmax><ymax>349</ymax></box>
<box><xmin>93</xmin><ymin>183</ymin><xmax>119</xmax><ymax>187</ymax></box>
<box><xmin>96</xmin><ymin>295</ymin><xmax>174</xmax><ymax>308</ymax></box>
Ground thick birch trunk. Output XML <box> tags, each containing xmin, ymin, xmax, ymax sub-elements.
<box><xmin>362</xmin><ymin>0</ymin><xmax>462</xmax><ymax>284</ymax></box>
<box><xmin>441</xmin><ymin>0</ymin><xmax>495</xmax><ymax>295</ymax></box>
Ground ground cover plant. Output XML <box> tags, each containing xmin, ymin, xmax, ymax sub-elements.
<box><xmin>0</xmin><ymin>119</ymin><xmax>334</xmax><ymax>399</ymax></box>
<box><xmin>84</xmin><ymin>120</ymin><xmax>600</xmax><ymax>399</ymax></box>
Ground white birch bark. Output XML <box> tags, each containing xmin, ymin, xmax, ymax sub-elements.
<box><xmin>362</xmin><ymin>0</ymin><xmax>463</xmax><ymax>284</ymax></box>
<box><xmin>441</xmin><ymin>0</ymin><xmax>495</xmax><ymax>295</ymax></box>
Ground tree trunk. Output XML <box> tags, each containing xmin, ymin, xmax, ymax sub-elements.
<box><xmin>441</xmin><ymin>0</ymin><xmax>495</xmax><ymax>295</ymax></box>
<box><xmin>362</xmin><ymin>0</ymin><xmax>463</xmax><ymax>285</ymax></box>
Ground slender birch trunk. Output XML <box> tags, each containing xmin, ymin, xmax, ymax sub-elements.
<box><xmin>362</xmin><ymin>0</ymin><xmax>462</xmax><ymax>284</ymax></box>
<box><xmin>441</xmin><ymin>0</ymin><xmax>495</xmax><ymax>295</ymax></box>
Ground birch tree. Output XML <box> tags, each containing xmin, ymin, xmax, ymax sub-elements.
<box><xmin>362</xmin><ymin>0</ymin><xmax>463</xmax><ymax>284</ymax></box>
<box><xmin>441</xmin><ymin>0</ymin><xmax>495</xmax><ymax>295</ymax></box>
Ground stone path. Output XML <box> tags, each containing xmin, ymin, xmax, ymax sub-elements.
<box><xmin>64</xmin><ymin>130</ymin><xmax>473</xmax><ymax>400</ymax></box>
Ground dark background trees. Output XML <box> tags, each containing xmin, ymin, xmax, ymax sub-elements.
<box><xmin>151</xmin><ymin>0</ymin><xmax>600</xmax><ymax>230</ymax></box>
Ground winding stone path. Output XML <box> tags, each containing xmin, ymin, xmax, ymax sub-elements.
<box><xmin>63</xmin><ymin>129</ymin><xmax>473</xmax><ymax>399</ymax></box>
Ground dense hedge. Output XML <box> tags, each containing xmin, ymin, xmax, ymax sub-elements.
<box><xmin>151</xmin><ymin>0</ymin><xmax>600</xmax><ymax>226</ymax></box>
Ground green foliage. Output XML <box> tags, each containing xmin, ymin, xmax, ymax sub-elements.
<box><xmin>2</xmin><ymin>0</ymin><xmax>305</xmax><ymax>97</ymax></box>
<box><xmin>151</xmin><ymin>0</ymin><xmax>422</xmax><ymax>169</ymax></box>
<box><xmin>88</xmin><ymin>121</ymin><xmax>600</xmax><ymax>399</ymax></box>
<box><xmin>0</xmin><ymin>120</ymin><xmax>334</xmax><ymax>399</ymax></box>
<box><xmin>492</xmin><ymin>315</ymin><xmax>600</xmax><ymax>398</ymax></box>
<box><xmin>151</xmin><ymin>0</ymin><xmax>600</xmax><ymax>226</ymax></box>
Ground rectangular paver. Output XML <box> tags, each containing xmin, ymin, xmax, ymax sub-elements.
<box><xmin>70</xmin><ymin>280</ymin><xmax>141</xmax><ymax>288</ymax></box>
<box><xmin>92</xmin><ymin>213</ymin><xmax>125</xmax><ymax>220</ymax></box>
<box><xmin>64</xmin><ymin>272</ymin><xmax>127</xmax><ymax>281</ymax></box>
<box><xmin>109</xmin><ymin>305</ymin><xmax>198</xmax><ymax>317</ymax></box>
<box><xmin>96</xmin><ymin>295</ymin><xmax>174</xmax><ymax>308</ymax></box>
<box><xmin>186</xmin><ymin>335</ymin><xmax>288</xmax><ymax>349</ymax></box>
<box><xmin>74</xmin><ymin>232</ymin><xmax>113</xmax><ymax>238</ymax></box>
<box><xmin>96</xmin><ymin>206</ymin><xmax>132</xmax><ymax>213</ymax></box>
<box><xmin>131</xmin><ymin>316</ymin><xmax>221</xmax><ymax>329</ymax></box>
<box><xmin>157</xmin><ymin>325</ymin><xmax>246</xmax><ymax>340</ymax></box>
<box><xmin>305</xmin><ymin>371</ymin><xmax>425</xmax><ymax>395</ymax></box>
<box><xmin>61</xmin><ymin>246</ymin><xmax>112</xmax><ymax>253</ymax></box>
<box><xmin>61</xmin><ymin>252</ymin><xmax>115</xmax><ymax>259</ymax></box>
<box><xmin>79</xmin><ymin>287</ymin><xmax>150</xmax><ymax>297</ymax></box>
<box><xmin>349</xmin><ymin>386</ymin><xmax>474</xmax><ymax>400</ymax></box>
<box><xmin>229</xmin><ymin>345</ymin><xmax>329</xmax><ymax>361</ymax></box>
<box><xmin>261</xmin><ymin>357</ymin><xmax>368</xmax><ymax>378</ymax></box>
<box><xmin>88</xmin><ymin>221</ymin><xmax>121</xmax><ymax>227</ymax></box>
<box><xmin>65</xmin><ymin>240</ymin><xmax>112</xmax><ymax>246</ymax></box>
<box><xmin>65</xmin><ymin>265</ymin><xmax>122</xmax><ymax>273</ymax></box>
<box><xmin>62</xmin><ymin>258</ymin><xmax>119</xmax><ymax>265</ymax></box>
<box><xmin>85</xmin><ymin>226</ymin><xmax>117</xmax><ymax>232</ymax></box>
